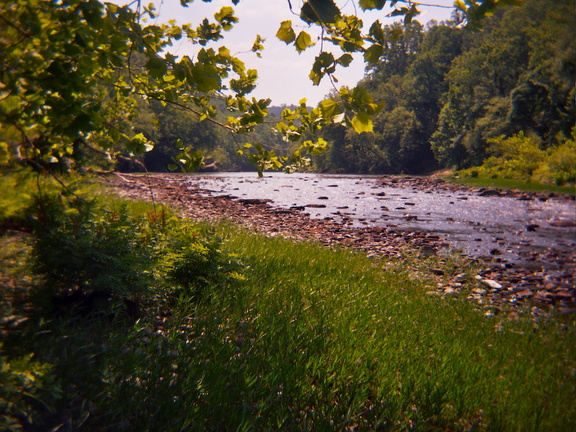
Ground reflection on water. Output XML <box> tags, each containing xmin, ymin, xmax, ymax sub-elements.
<box><xmin>185</xmin><ymin>172</ymin><xmax>576</xmax><ymax>266</ymax></box>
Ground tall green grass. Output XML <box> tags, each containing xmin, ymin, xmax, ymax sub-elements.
<box><xmin>44</xmin><ymin>224</ymin><xmax>573</xmax><ymax>431</ymax></box>
<box><xmin>1</xmin><ymin>173</ymin><xmax>575</xmax><ymax>431</ymax></box>
<box><xmin>205</xmin><ymin>229</ymin><xmax>575</xmax><ymax>431</ymax></box>
<box><xmin>448</xmin><ymin>175</ymin><xmax>576</xmax><ymax>196</ymax></box>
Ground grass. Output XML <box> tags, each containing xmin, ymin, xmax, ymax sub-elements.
<box><xmin>1</xmin><ymin>171</ymin><xmax>575</xmax><ymax>431</ymax></box>
<box><xmin>447</xmin><ymin>175</ymin><xmax>576</xmax><ymax>196</ymax></box>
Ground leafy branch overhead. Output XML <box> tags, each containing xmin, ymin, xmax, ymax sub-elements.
<box><xmin>0</xmin><ymin>0</ymin><xmax>518</xmax><ymax>174</ymax></box>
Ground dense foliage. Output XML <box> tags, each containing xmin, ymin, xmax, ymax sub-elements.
<box><xmin>0</xmin><ymin>0</ymin><xmax>526</xmax><ymax>176</ymax></box>
<box><xmin>1</xmin><ymin>173</ymin><xmax>574</xmax><ymax>431</ymax></box>
<box><xmin>29</xmin><ymin>192</ymin><xmax>246</xmax><ymax>315</ymax></box>
<box><xmin>458</xmin><ymin>130</ymin><xmax>576</xmax><ymax>185</ymax></box>
<box><xmin>313</xmin><ymin>0</ymin><xmax>575</xmax><ymax>178</ymax></box>
<box><xmin>127</xmin><ymin>97</ymin><xmax>297</xmax><ymax>172</ymax></box>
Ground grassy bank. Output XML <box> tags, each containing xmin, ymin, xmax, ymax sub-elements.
<box><xmin>1</xmin><ymin>172</ymin><xmax>575</xmax><ymax>431</ymax></box>
<box><xmin>447</xmin><ymin>175</ymin><xmax>576</xmax><ymax>196</ymax></box>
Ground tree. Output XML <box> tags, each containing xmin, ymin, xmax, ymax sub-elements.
<box><xmin>431</xmin><ymin>0</ymin><xmax>575</xmax><ymax>169</ymax></box>
<box><xmin>364</xmin><ymin>21</ymin><xmax>424</xmax><ymax>84</ymax></box>
<box><xmin>318</xmin><ymin>18</ymin><xmax>465</xmax><ymax>174</ymax></box>
<box><xmin>0</xmin><ymin>0</ymin><xmax>522</xmax><ymax>176</ymax></box>
<box><xmin>405</xmin><ymin>23</ymin><xmax>464</xmax><ymax>139</ymax></box>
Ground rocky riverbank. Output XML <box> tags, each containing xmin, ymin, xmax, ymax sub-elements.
<box><xmin>105</xmin><ymin>173</ymin><xmax>575</xmax><ymax>320</ymax></box>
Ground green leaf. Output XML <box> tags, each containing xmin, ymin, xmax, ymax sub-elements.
<box><xmin>460</xmin><ymin>0</ymin><xmax>525</xmax><ymax>30</ymax></box>
<box><xmin>454</xmin><ymin>0</ymin><xmax>466</xmax><ymax>12</ymax></box>
<box><xmin>127</xmin><ymin>133</ymin><xmax>154</xmax><ymax>155</ymax></box>
<box><xmin>320</xmin><ymin>99</ymin><xmax>340</xmax><ymax>119</ymax></box>
<box><xmin>190</xmin><ymin>63</ymin><xmax>221</xmax><ymax>92</ymax></box>
<box><xmin>350</xmin><ymin>112</ymin><xmax>373</xmax><ymax>133</ymax></box>
<box><xmin>80</xmin><ymin>0</ymin><xmax>104</xmax><ymax>26</ymax></box>
<box><xmin>276</xmin><ymin>20</ymin><xmax>296</xmax><ymax>44</ymax></box>
<box><xmin>404</xmin><ymin>4</ymin><xmax>419</xmax><ymax>24</ymax></box>
<box><xmin>368</xmin><ymin>20</ymin><xmax>385</xmax><ymax>44</ymax></box>
<box><xmin>390</xmin><ymin>7</ymin><xmax>410</xmax><ymax>17</ymax></box>
<box><xmin>0</xmin><ymin>95</ymin><xmax>22</xmax><ymax>116</ymax></box>
<box><xmin>387</xmin><ymin>4</ymin><xmax>420</xmax><ymax>24</ymax></box>
<box><xmin>251</xmin><ymin>34</ymin><xmax>265</xmax><ymax>55</ymax></box>
<box><xmin>176</xmin><ymin>148</ymin><xmax>204</xmax><ymax>172</ymax></box>
<box><xmin>359</xmin><ymin>0</ymin><xmax>387</xmax><ymax>10</ymax></box>
<box><xmin>66</xmin><ymin>113</ymin><xmax>94</xmax><ymax>135</ymax></box>
<box><xmin>145</xmin><ymin>56</ymin><xmax>167</xmax><ymax>78</ymax></box>
<box><xmin>300</xmin><ymin>0</ymin><xmax>341</xmax><ymax>25</ymax></box>
<box><xmin>364</xmin><ymin>44</ymin><xmax>383</xmax><ymax>64</ymax></box>
<box><xmin>337</xmin><ymin>54</ymin><xmax>353</xmax><ymax>67</ymax></box>
<box><xmin>310</xmin><ymin>52</ymin><xmax>335</xmax><ymax>84</ymax></box>
<box><xmin>214</xmin><ymin>6</ymin><xmax>237</xmax><ymax>31</ymax></box>
<box><xmin>367</xmin><ymin>101</ymin><xmax>385</xmax><ymax>115</ymax></box>
<box><xmin>295</xmin><ymin>31</ymin><xmax>314</xmax><ymax>53</ymax></box>
<box><xmin>301</xmin><ymin>138</ymin><xmax>327</xmax><ymax>155</ymax></box>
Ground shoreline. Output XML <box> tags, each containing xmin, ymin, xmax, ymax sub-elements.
<box><xmin>105</xmin><ymin>173</ymin><xmax>575</xmax><ymax>319</ymax></box>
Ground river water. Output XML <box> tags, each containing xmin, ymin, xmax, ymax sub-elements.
<box><xmin>186</xmin><ymin>172</ymin><xmax>576</xmax><ymax>268</ymax></box>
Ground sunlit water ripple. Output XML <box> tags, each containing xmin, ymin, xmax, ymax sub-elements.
<box><xmin>185</xmin><ymin>172</ymin><xmax>576</xmax><ymax>267</ymax></box>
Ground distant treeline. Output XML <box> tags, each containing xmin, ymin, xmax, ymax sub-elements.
<box><xmin>134</xmin><ymin>0</ymin><xmax>574</xmax><ymax>178</ymax></box>
<box><xmin>119</xmin><ymin>98</ymin><xmax>296</xmax><ymax>173</ymax></box>
<box><xmin>313</xmin><ymin>0</ymin><xmax>575</xmax><ymax>175</ymax></box>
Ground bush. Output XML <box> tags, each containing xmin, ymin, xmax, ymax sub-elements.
<box><xmin>545</xmin><ymin>138</ymin><xmax>576</xmax><ymax>185</ymax></box>
<box><xmin>29</xmin><ymin>194</ymin><xmax>156</xmax><ymax>315</ymax></box>
<box><xmin>458</xmin><ymin>131</ymin><xmax>576</xmax><ymax>185</ymax></box>
<box><xmin>164</xmin><ymin>226</ymin><xmax>246</xmax><ymax>301</ymax></box>
<box><xmin>28</xmin><ymin>193</ymin><xmax>246</xmax><ymax>316</ymax></box>
<box><xmin>0</xmin><ymin>348</ymin><xmax>61</xmax><ymax>432</ymax></box>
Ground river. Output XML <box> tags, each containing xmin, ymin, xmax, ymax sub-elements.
<box><xmin>186</xmin><ymin>172</ymin><xmax>575</xmax><ymax>269</ymax></box>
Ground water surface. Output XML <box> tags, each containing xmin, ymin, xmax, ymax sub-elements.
<box><xmin>186</xmin><ymin>172</ymin><xmax>576</xmax><ymax>267</ymax></box>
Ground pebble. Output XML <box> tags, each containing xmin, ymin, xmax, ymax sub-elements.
<box><xmin>481</xmin><ymin>279</ymin><xmax>503</xmax><ymax>290</ymax></box>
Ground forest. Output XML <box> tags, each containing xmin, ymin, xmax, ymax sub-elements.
<box><xmin>314</xmin><ymin>0</ymin><xmax>575</xmax><ymax>179</ymax></box>
<box><xmin>126</xmin><ymin>0</ymin><xmax>575</xmax><ymax>184</ymax></box>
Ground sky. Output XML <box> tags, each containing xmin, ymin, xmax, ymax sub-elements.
<box><xmin>119</xmin><ymin>0</ymin><xmax>456</xmax><ymax>106</ymax></box>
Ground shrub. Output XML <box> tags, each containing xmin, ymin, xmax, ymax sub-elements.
<box><xmin>485</xmin><ymin>132</ymin><xmax>544</xmax><ymax>180</ymax></box>
<box><xmin>29</xmin><ymin>194</ymin><xmax>155</xmax><ymax>315</ymax></box>
<box><xmin>458</xmin><ymin>131</ymin><xmax>576</xmax><ymax>185</ymax></box>
<box><xmin>28</xmin><ymin>192</ymin><xmax>246</xmax><ymax>315</ymax></box>
<box><xmin>545</xmin><ymin>137</ymin><xmax>576</xmax><ymax>185</ymax></box>
<box><xmin>163</xmin><ymin>225</ymin><xmax>246</xmax><ymax>301</ymax></box>
<box><xmin>0</xmin><ymin>348</ymin><xmax>61</xmax><ymax>432</ymax></box>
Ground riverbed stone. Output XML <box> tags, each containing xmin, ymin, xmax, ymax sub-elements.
<box><xmin>478</xmin><ymin>189</ymin><xmax>502</xmax><ymax>197</ymax></box>
<box><xmin>482</xmin><ymin>279</ymin><xmax>503</xmax><ymax>290</ymax></box>
<box><xmin>550</xmin><ymin>220</ymin><xmax>576</xmax><ymax>227</ymax></box>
